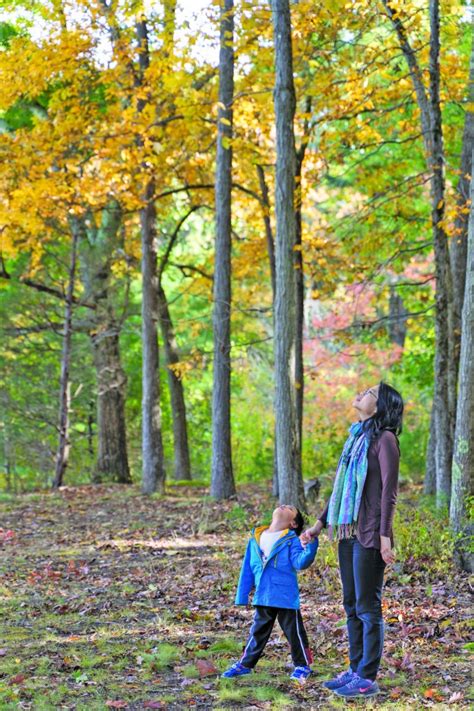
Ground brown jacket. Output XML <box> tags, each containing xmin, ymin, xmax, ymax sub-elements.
<box><xmin>319</xmin><ymin>429</ymin><xmax>400</xmax><ymax>549</ymax></box>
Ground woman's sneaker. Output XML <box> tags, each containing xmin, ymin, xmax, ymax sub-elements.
<box><xmin>290</xmin><ymin>665</ymin><xmax>312</xmax><ymax>683</ymax></box>
<box><xmin>334</xmin><ymin>674</ymin><xmax>380</xmax><ymax>698</ymax></box>
<box><xmin>323</xmin><ymin>669</ymin><xmax>355</xmax><ymax>690</ymax></box>
<box><xmin>221</xmin><ymin>661</ymin><xmax>252</xmax><ymax>678</ymax></box>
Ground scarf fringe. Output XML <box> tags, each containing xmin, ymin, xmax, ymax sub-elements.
<box><xmin>328</xmin><ymin>523</ymin><xmax>357</xmax><ymax>541</ymax></box>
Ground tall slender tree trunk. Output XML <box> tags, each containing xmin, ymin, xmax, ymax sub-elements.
<box><xmin>450</xmin><ymin>21</ymin><xmax>474</xmax><ymax>395</ymax></box>
<box><xmin>137</xmin><ymin>19</ymin><xmax>165</xmax><ymax>495</ymax></box>
<box><xmin>450</xmin><ymin>150</ymin><xmax>474</xmax><ymax>572</ymax></box>
<box><xmin>158</xmin><ymin>284</ymin><xmax>192</xmax><ymax>481</ymax></box>
<box><xmin>271</xmin><ymin>0</ymin><xmax>305</xmax><ymax>509</ymax></box>
<box><xmin>383</xmin><ymin>0</ymin><xmax>453</xmax><ymax>506</ymax></box>
<box><xmin>211</xmin><ymin>0</ymin><xmax>236</xmax><ymax>500</ymax></box>
<box><xmin>256</xmin><ymin>164</ymin><xmax>279</xmax><ymax>496</ymax></box>
<box><xmin>429</xmin><ymin>0</ymin><xmax>454</xmax><ymax>506</ymax></box>
<box><xmin>140</xmin><ymin>182</ymin><xmax>165</xmax><ymax>494</ymax></box>
<box><xmin>53</xmin><ymin>222</ymin><xmax>80</xmax><ymax>488</ymax></box>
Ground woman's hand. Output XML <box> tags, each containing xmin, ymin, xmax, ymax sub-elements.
<box><xmin>300</xmin><ymin>520</ymin><xmax>323</xmax><ymax>545</ymax></box>
<box><xmin>380</xmin><ymin>535</ymin><xmax>395</xmax><ymax>565</ymax></box>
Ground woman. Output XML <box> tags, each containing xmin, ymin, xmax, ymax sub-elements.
<box><xmin>301</xmin><ymin>381</ymin><xmax>403</xmax><ymax>699</ymax></box>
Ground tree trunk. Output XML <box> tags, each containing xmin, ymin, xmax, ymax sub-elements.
<box><xmin>80</xmin><ymin>203</ymin><xmax>131</xmax><ymax>484</ymax></box>
<box><xmin>450</xmin><ymin>150</ymin><xmax>474</xmax><ymax>572</ymax></box>
<box><xmin>424</xmin><ymin>404</ymin><xmax>436</xmax><ymax>495</ymax></box>
<box><xmin>429</xmin><ymin>0</ymin><xmax>454</xmax><ymax>506</ymax></box>
<box><xmin>91</xmin><ymin>317</ymin><xmax>131</xmax><ymax>483</ymax></box>
<box><xmin>388</xmin><ymin>287</ymin><xmax>408</xmax><ymax>347</ymax></box>
<box><xmin>450</xmin><ymin>21</ymin><xmax>474</xmax><ymax>397</ymax></box>
<box><xmin>140</xmin><ymin>183</ymin><xmax>165</xmax><ymax>495</ymax></box>
<box><xmin>383</xmin><ymin>0</ymin><xmax>453</xmax><ymax>506</ymax></box>
<box><xmin>256</xmin><ymin>164</ymin><xmax>279</xmax><ymax>496</ymax></box>
<box><xmin>256</xmin><ymin>164</ymin><xmax>276</xmax><ymax>297</ymax></box>
<box><xmin>271</xmin><ymin>0</ymin><xmax>305</xmax><ymax>509</ymax></box>
<box><xmin>211</xmin><ymin>0</ymin><xmax>236</xmax><ymax>500</ymax></box>
<box><xmin>137</xmin><ymin>19</ymin><xmax>166</xmax><ymax>495</ymax></box>
<box><xmin>53</xmin><ymin>222</ymin><xmax>80</xmax><ymax>488</ymax></box>
<box><xmin>158</xmin><ymin>284</ymin><xmax>192</xmax><ymax>481</ymax></box>
<box><xmin>294</xmin><ymin>154</ymin><xmax>305</xmax><ymax>504</ymax></box>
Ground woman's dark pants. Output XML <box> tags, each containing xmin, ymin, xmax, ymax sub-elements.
<box><xmin>338</xmin><ymin>537</ymin><xmax>386</xmax><ymax>681</ymax></box>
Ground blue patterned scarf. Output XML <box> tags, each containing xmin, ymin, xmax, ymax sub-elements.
<box><xmin>327</xmin><ymin>422</ymin><xmax>370</xmax><ymax>540</ymax></box>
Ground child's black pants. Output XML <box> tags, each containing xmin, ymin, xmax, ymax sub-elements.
<box><xmin>240</xmin><ymin>605</ymin><xmax>312</xmax><ymax>668</ymax></box>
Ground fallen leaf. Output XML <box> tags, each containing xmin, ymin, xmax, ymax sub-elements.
<box><xmin>9</xmin><ymin>674</ymin><xmax>25</xmax><ymax>685</ymax></box>
<box><xmin>105</xmin><ymin>701</ymin><xmax>128</xmax><ymax>708</ymax></box>
<box><xmin>195</xmin><ymin>659</ymin><xmax>218</xmax><ymax>677</ymax></box>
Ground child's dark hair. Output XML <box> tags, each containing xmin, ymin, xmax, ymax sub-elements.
<box><xmin>293</xmin><ymin>509</ymin><xmax>305</xmax><ymax>536</ymax></box>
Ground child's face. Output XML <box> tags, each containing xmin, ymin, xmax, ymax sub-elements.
<box><xmin>272</xmin><ymin>504</ymin><xmax>298</xmax><ymax>530</ymax></box>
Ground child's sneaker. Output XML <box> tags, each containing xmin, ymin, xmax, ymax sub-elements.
<box><xmin>323</xmin><ymin>669</ymin><xmax>355</xmax><ymax>690</ymax></box>
<box><xmin>290</xmin><ymin>665</ymin><xmax>312</xmax><ymax>683</ymax></box>
<box><xmin>221</xmin><ymin>661</ymin><xmax>252</xmax><ymax>678</ymax></box>
<box><xmin>334</xmin><ymin>674</ymin><xmax>380</xmax><ymax>698</ymax></box>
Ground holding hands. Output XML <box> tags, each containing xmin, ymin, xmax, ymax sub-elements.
<box><xmin>300</xmin><ymin>520</ymin><xmax>323</xmax><ymax>546</ymax></box>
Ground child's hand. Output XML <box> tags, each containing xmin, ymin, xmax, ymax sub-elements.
<box><xmin>300</xmin><ymin>521</ymin><xmax>323</xmax><ymax>545</ymax></box>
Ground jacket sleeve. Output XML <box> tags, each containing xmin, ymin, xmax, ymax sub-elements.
<box><xmin>379</xmin><ymin>431</ymin><xmax>400</xmax><ymax>538</ymax></box>
<box><xmin>319</xmin><ymin>500</ymin><xmax>330</xmax><ymax>528</ymax></box>
<box><xmin>234</xmin><ymin>540</ymin><xmax>255</xmax><ymax>605</ymax></box>
<box><xmin>290</xmin><ymin>537</ymin><xmax>318</xmax><ymax>570</ymax></box>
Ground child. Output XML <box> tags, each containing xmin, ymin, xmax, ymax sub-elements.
<box><xmin>221</xmin><ymin>504</ymin><xmax>318</xmax><ymax>682</ymax></box>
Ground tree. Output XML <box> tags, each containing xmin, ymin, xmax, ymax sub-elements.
<box><xmin>53</xmin><ymin>222</ymin><xmax>81</xmax><ymax>488</ymax></box>
<box><xmin>449</xmin><ymin>151</ymin><xmax>474</xmax><ymax>573</ymax></box>
<box><xmin>136</xmin><ymin>19</ymin><xmax>166</xmax><ymax>495</ymax></box>
<box><xmin>211</xmin><ymin>0</ymin><xmax>236</xmax><ymax>500</ymax></box>
<box><xmin>271</xmin><ymin>0</ymin><xmax>305</xmax><ymax>508</ymax></box>
<box><xmin>382</xmin><ymin>0</ymin><xmax>453</xmax><ymax>506</ymax></box>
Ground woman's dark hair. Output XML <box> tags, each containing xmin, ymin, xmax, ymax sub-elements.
<box><xmin>363</xmin><ymin>381</ymin><xmax>404</xmax><ymax>442</ymax></box>
<box><xmin>292</xmin><ymin>509</ymin><xmax>305</xmax><ymax>536</ymax></box>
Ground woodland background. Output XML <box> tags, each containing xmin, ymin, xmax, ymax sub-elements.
<box><xmin>0</xmin><ymin>0</ymin><xmax>473</xmax><ymax>708</ymax></box>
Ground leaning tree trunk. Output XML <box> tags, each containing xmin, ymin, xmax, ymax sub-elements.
<box><xmin>271</xmin><ymin>0</ymin><xmax>305</xmax><ymax>509</ymax></box>
<box><xmin>210</xmin><ymin>0</ymin><xmax>236</xmax><ymax>500</ymax></box>
<box><xmin>158</xmin><ymin>284</ymin><xmax>192</xmax><ymax>481</ymax></box>
<box><xmin>450</xmin><ymin>150</ymin><xmax>474</xmax><ymax>572</ymax></box>
<box><xmin>53</xmin><ymin>222</ymin><xmax>80</xmax><ymax>488</ymax></box>
<box><xmin>91</xmin><ymin>315</ymin><xmax>131</xmax><ymax>484</ymax></box>
<box><xmin>136</xmin><ymin>19</ymin><xmax>166</xmax><ymax>495</ymax></box>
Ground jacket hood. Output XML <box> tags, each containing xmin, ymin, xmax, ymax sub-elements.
<box><xmin>251</xmin><ymin>525</ymin><xmax>296</xmax><ymax>546</ymax></box>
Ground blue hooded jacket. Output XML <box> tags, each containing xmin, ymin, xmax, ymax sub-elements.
<box><xmin>235</xmin><ymin>525</ymin><xmax>318</xmax><ymax>610</ymax></box>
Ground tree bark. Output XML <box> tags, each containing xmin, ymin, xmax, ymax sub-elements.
<box><xmin>271</xmin><ymin>0</ymin><xmax>305</xmax><ymax>509</ymax></box>
<box><xmin>450</xmin><ymin>150</ymin><xmax>474</xmax><ymax>572</ymax></box>
<box><xmin>91</xmin><ymin>317</ymin><xmax>131</xmax><ymax>483</ymax></box>
<box><xmin>429</xmin><ymin>0</ymin><xmax>454</xmax><ymax>506</ymax></box>
<box><xmin>211</xmin><ymin>0</ymin><xmax>236</xmax><ymax>500</ymax></box>
<box><xmin>424</xmin><ymin>404</ymin><xmax>436</xmax><ymax>495</ymax></box>
<box><xmin>450</xmin><ymin>21</ymin><xmax>474</xmax><ymax>397</ymax></box>
<box><xmin>53</xmin><ymin>221</ymin><xmax>80</xmax><ymax>488</ymax></box>
<box><xmin>137</xmin><ymin>19</ymin><xmax>165</xmax><ymax>495</ymax></box>
<box><xmin>383</xmin><ymin>0</ymin><xmax>453</xmax><ymax>506</ymax></box>
<box><xmin>256</xmin><ymin>164</ymin><xmax>279</xmax><ymax>496</ymax></box>
<box><xmin>158</xmin><ymin>284</ymin><xmax>192</xmax><ymax>481</ymax></box>
<box><xmin>80</xmin><ymin>203</ymin><xmax>131</xmax><ymax>484</ymax></box>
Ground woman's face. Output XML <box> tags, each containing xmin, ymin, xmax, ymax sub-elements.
<box><xmin>353</xmin><ymin>385</ymin><xmax>379</xmax><ymax>420</ymax></box>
